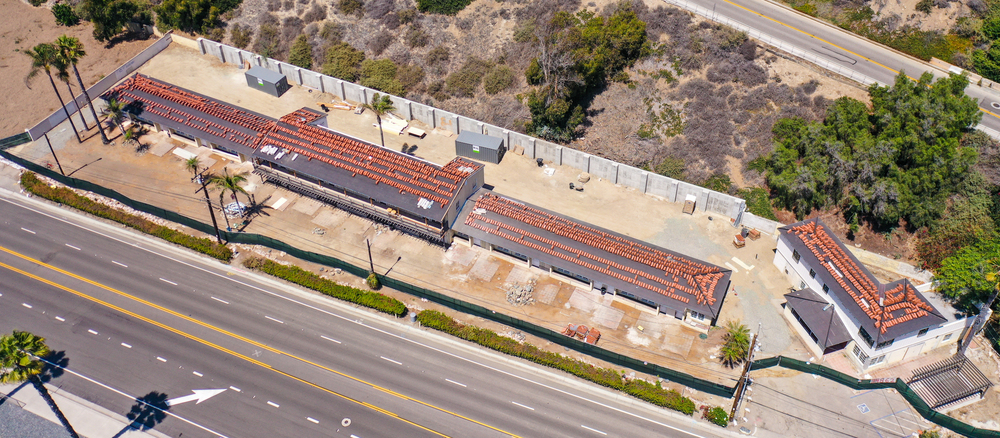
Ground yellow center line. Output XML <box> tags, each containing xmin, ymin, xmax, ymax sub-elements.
<box><xmin>0</xmin><ymin>246</ymin><xmax>521</xmax><ymax>437</ymax></box>
<box><xmin>718</xmin><ymin>0</ymin><xmax>1000</xmax><ymax>120</ymax></box>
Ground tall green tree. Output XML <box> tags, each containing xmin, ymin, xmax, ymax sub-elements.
<box><xmin>209</xmin><ymin>168</ymin><xmax>250</xmax><ymax>216</ymax></box>
<box><xmin>155</xmin><ymin>0</ymin><xmax>219</xmax><ymax>33</ymax></box>
<box><xmin>321</xmin><ymin>42</ymin><xmax>365</xmax><ymax>81</ymax></box>
<box><xmin>86</xmin><ymin>0</ymin><xmax>140</xmax><ymax>43</ymax></box>
<box><xmin>103</xmin><ymin>97</ymin><xmax>126</xmax><ymax>136</ymax></box>
<box><xmin>361</xmin><ymin>93</ymin><xmax>395</xmax><ymax>149</ymax></box>
<box><xmin>936</xmin><ymin>239</ymin><xmax>1000</xmax><ymax>309</ymax></box>
<box><xmin>185</xmin><ymin>156</ymin><xmax>201</xmax><ymax>178</ymax></box>
<box><xmin>25</xmin><ymin>43</ymin><xmax>82</xmax><ymax>143</ymax></box>
<box><xmin>288</xmin><ymin>34</ymin><xmax>312</xmax><ymax>70</ymax></box>
<box><xmin>56</xmin><ymin>35</ymin><xmax>109</xmax><ymax>144</ymax></box>
<box><xmin>763</xmin><ymin>71</ymin><xmax>981</xmax><ymax>229</ymax></box>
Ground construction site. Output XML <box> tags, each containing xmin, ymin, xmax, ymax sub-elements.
<box><xmin>5</xmin><ymin>32</ymin><xmax>1000</xmax><ymax>437</ymax></box>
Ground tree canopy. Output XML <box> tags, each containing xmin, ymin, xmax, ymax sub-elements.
<box><xmin>762</xmin><ymin>71</ymin><xmax>982</xmax><ymax>230</ymax></box>
<box><xmin>520</xmin><ymin>5</ymin><xmax>649</xmax><ymax>141</ymax></box>
<box><xmin>322</xmin><ymin>42</ymin><xmax>365</xmax><ymax>82</ymax></box>
<box><xmin>936</xmin><ymin>238</ymin><xmax>1000</xmax><ymax>309</ymax></box>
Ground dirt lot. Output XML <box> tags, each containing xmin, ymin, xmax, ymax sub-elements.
<box><xmin>0</xmin><ymin>0</ymin><xmax>153</xmax><ymax>137</ymax></box>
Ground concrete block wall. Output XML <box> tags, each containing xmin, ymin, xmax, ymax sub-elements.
<box><xmin>588</xmin><ymin>156</ymin><xmax>618</xmax><ymax>183</ymax></box>
<box><xmin>561</xmin><ymin>148</ymin><xmax>590</xmax><ymax>172</ymax></box>
<box><xmin>410</xmin><ymin>102</ymin><xmax>435</xmax><ymax>127</ymax></box>
<box><xmin>616</xmin><ymin>165</ymin><xmax>647</xmax><ymax>191</ymax></box>
<box><xmin>301</xmin><ymin>70</ymin><xmax>323</xmax><ymax>90</ymax></box>
<box><xmin>509</xmin><ymin>132</ymin><xmax>535</xmax><ymax>157</ymax></box>
<box><xmin>433</xmin><ymin>109</ymin><xmax>459</xmax><ymax>134</ymax></box>
<box><xmin>183</xmin><ymin>39</ymin><xmax>753</xmax><ymax>222</ymax></box>
<box><xmin>741</xmin><ymin>213</ymin><xmax>779</xmax><ymax>234</ymax></box>
<box><xmin>534</xmin><ymin>140</ymin><xmax>562</xmax><ymax>165</ymax></box>
<box><xmin>458</xmin><ymin>116</ymin><xmax>480</xmax><ymax>134</ymax></box>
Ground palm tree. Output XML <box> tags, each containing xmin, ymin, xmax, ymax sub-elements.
<box><xmin>103</xmin><ymin>97</ymin><xmax>126</xmax><ymax>137</ymax></box>
<box><xmin>56</xmin><ymin>35</ymin><xmax>108</xmax><ymax>144</ymax></box>
<box><xmin>25</xmin><ymin>43</ymin><xmax>82</xmax><ymax>143</ymax></box>
<box><xmin>361</xmin><ymin>93</ymin><xmax>395</xmax><ymax>148</ymax></box>
<box><xmin>720</xmin><ymin>320</ymin><xmax>750</xmax><ymax>368</ymax></box>
<box><xmin>185</xmin><ymin>156</ymin><xmax>201</xmax><ymax>179</ymax></box>
<box><xmin>209</xmin><ymin>169</ymin><xmax>250</xmax><ymax>228</ymax></box>
<box><xmin>0</xmin><ymin>331</ymin><xmax>79</xmax><ymax>438</ymax></box>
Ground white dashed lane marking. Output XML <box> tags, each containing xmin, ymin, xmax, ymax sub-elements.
<box><xmin>320</xmin><ymin>335</ymin><xmax>341</xmax><ymax>344</ymax></box>
<box><xmin>112</xmin><ymin>261</ymin><xmax>128</xmax><ymax>268</ymax></box>
<box><xmin>87</xmin><ymin>329</ymin><xmax>98</xmax><ymax>335</ymax></box>
<box><xmin>120</xmin><ymin>343</ymin><xmax>132</xmax><ymax>348</ymax></box>
<box><xmin>512</xmin><ymin>401</ymin><xmax>534</xmax><ymax>411</ymax></box>
<box><xmin>159</xmin><ymin>278</ymin><xmax>177</xmax><ymax>285</ymax></box>
<box><xmin>65</xmin><ymin>244</ymin><xmax>80</xmax><ymax>250</ymax></box>
<box><xmin>21</xmin><ymin>228</ymin><xmax>35</xmax><ymax>234</ymax></box>
<box><xmin>307</xmin><ymin>417</ymin><xmax>319</xmax><ymax>424</ymax></box>
<box><xmin>445</xmin><ymin>379</ymin><xmax>466</xmax><ymax>388</ymax></box>
<box><xmin>192</xmin><ymin>371</ymin><xmax>203</xmax><ymax>377</ymax></box>
<box><xmin>210</xmin><ymin>297</ymin><xmax>229</xmax><ymax>304</ymax></box>
<box><xmin>264</xmin><ymin>316</ymin><xmax>284</xmax><ymax>324</ymax></box>
<box><xmin>54</xmin><ymin>316</ymin><xmax>65</xmax><ymax>322</ymax></box>
<box><xmin>380</xmin><ymin>356</ymin><xmax>402</xmax><ymax>365</ymax></box>
<box><xmin>22</xmin><ymin>303</ymin><xmax>32</xmax><ymax>309</ymax></box>
<box><xmin>267</xmin><ymin>401</ymin><xmax>280</xmax><ymax>408</ymax></box>
<box><xmin>156</xmin><ymin>357</ymin><xmax>167</xmax><ymax>362</ymax></box>
<box><xmin>581</xmin><ymin>425</ymin><xmax>607</xmax><ymax>435</ymax></box>
<box><xmin>229</xmin><ymin>386</ymin><xmax>241</xmax><ymax>392</ymax></box>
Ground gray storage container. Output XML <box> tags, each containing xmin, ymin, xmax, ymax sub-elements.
<box><xmin>245</xmin><ymin>66</ymin><xmax>290</xmax><ymax>98</ymax></box>
<box><xmin>455</xmin><ymin>131</ymin><xmax>505</xmax><ymax>164</ymax></box>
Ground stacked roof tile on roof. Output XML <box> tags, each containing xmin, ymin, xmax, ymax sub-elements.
<box><xmin>105</xmin><ymin>74</ymin><xmax>273</xmax><ymax>151</ymax></box>
<box><xmin>256</xmin><ymin>114</ymin><xmax>482</xmax><ymax>211</ymax></box>
<box><xmin>463</xmin><ymin>192</ymin><xmax>729</xmax><ymax>313</ymax></box>
<box><xmin>781</xmin><ymin>219</ymin><xmax>945</xmax><ymax>338</ymax></box>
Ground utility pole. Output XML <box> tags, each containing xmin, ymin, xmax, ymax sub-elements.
<box><xmin>729</xmin><ymin>327</ymin><xmax>759</xmax><ymax>424</ymax></box>
<box><xmin>366</xmin><ymin>238</ymin><xmax>375</xmax><ymax>273</ymax></box>
<box><xmin>194</xmin><ymin>170</ymin><xmax>223</xmax><ymax>244</ymax></box>
<box><xmin>43</xmin><ymin>133</ymin><xmax>65</xmax><ymax>176</ymax></box>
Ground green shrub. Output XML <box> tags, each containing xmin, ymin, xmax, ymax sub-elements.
<box><xmin>406</xmin><ymin>26</ymin><xmax>429</xmax><ymax>48</ymax></box>
<box><xmin>915</xmin><ymin>0</ymin><xmax>933</xmax><ymax>14</ymax></box>
<box><xmin>738</xmin><ymin>187</ymin><xmax>777</xmax><ymax>220</ymax></box>
<box><xmin>919</xmin><ymin>430</ymin><xmax>940</xmax><ymax>438</ymax></box>
<box><xmin>396</xmin><ymin>63</ymin><xmax>425</xmax><ymax>93</ymax></box>
<box><xmin>426</xmin><ymin>46</ymin><xmax>449</xmax><ymax>66</ymax></box>
<box><xmin>446</xmin><ymin>57</ymin><xmax>492</xmax><ymax>97</ymax></box>
<box><xmin>359</xmin><ymin>58</ymin><xmax>404</xmax><ymax>96</ymax></box>
<box><xmin>244</xmin><ymin>256</ymin><xmax>406</xmax><ymax>316</ymax></box>
<box><xmin>366</xmin><ymin>272</ymin><xmax>381</xmax><ymax>289</ymax></box>
<box><xmin>52</xmin><ymin>3</ymin><xmax>80</xmax><ymax>26</ymax></box>
<box><xmin>416</xmin><ymin>310</ymin><xmax>697</xmax><ymax>415</ymax></box>
<box><xmin>288</xmin><ymin>34</ymin><xmax>313</xmax><ymax>69</ymax></box>
<box><xmin>703</xmin><ymin>406</ymin><xmax>729</xmax><ymax>426</ymax></box>
<box><xmin>416</xmin><ymin>0</ymin><xmax>473</xmax><ymax>15</ymax></box>
<box><xmin>322</xmin><ymin>41</ymin><xmax>365</xmax><ymax>81</ymax></box>
<box><xmin>229</xmin><ymin>23</ymin><xmax>252</xmax><ymax>49</ymax></box>
<box><xmin>483</xmin><ymin>65</ymin><xmax>514</xmax><ymax>95</ymax></box>
<box><xmin>525</xmin><ymin>58</ymin><xmax>543</xmax><ymax>85</ymax></box>
<box><xmin>793</xmin><ymin>2</ymin><xmax>817</xmax><ymax>16</ymax></box>
<box><xmin>20</xmin><ymin>172</ymin><xmax>232</xmax><ymax>261</ymax></box>
<box><xmin>338</xmin><ymin>0</ymin><xmax>363</xmax><ymax>17</ymax></box>
<box><xmin>398</xmin><ymin>8</ymin><xmax>416</xmax><ymax>24</ymax></box>
<box><xmin>30</xmin><ymin>0</ymin><xmax>45</xmax><ymax>6</ymax></box>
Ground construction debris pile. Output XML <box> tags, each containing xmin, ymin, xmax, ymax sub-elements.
<box><xmin>503</xmin><ymin>280</ymin><xmax>536</xmax><ymax>306</ymax></box>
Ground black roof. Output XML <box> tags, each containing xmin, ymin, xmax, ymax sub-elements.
<box><xmin>780</xmin><ymin>219</ymin><xmax>946</xmax><ymax>340</ymax></box>
<box><xmin>785</xmin><ymin>288</ymin><xmax>852</xmax><ymax>351</ymax></box>
<box><xmin>453</xmin><ymin>189</ymin><xmax>731</xmax><ymax>318</ymax></box>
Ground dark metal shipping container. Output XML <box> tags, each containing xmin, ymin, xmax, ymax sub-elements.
<box><xmin>245</xmin><ymin>66</ymin><xmax>290</xmax><ymax>98</ymax></box>
<box><xmin>455</xmin><ymin>131</ymin><xmax>505</xmax><ymax>164</ymax></box>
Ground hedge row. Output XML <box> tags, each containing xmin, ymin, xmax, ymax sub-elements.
<box><xmin>416</xmin><ymin>310</ymin><xmax>697</xmax><ymax>415</ymax></box>
<box><xmin>242</xmin><ymin>256</ymin><xmax>407</xmax><ymax>317</ymax></box>
<box><xmin>20</xmin><ymin>172</ymin><xmax>233</xmax><ymax>261</ymax></box>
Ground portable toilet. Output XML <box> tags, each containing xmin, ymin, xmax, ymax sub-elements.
<box><xmin>245</xmin><ymin>66</ymin><xmax>290</xmax><ymax>98</ymax></box>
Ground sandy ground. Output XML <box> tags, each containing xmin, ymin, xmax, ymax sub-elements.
<box><xmin>0</xmin><ymin>0</ymin><xmax>153</xmax><ymax>137</ymax></box>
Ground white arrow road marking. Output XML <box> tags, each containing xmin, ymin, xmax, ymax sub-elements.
<box><xmin>165</xmin><ymin>388</ymin><xmax>227</xmax><ymax>406</ymax></box>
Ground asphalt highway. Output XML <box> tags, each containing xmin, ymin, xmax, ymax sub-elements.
<box><xmin>0</xmin><ymin>191</ymin><xmax>729</xmax><ymax>438</ymax></box>
<box><xmin>676</xmin><ymin>0</ymin><xmax>1000</xmax><ymax>133</ymax></box>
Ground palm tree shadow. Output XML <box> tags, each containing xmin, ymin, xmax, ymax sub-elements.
<box><xmin>36</xmin><ymin>350</ymin><xmax>68</xmax><ymax>383</ymax></box>
<box><xmin>31</xmin><ymin>351</ymin><xmax>79</xmax><ymax>438</ymax></box>
<box><xmin>112</xmin><ymin>391</ymin><xmax>170</xmax><ymax>438</ymax></box>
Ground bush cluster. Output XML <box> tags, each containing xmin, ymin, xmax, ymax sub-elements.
<box><xmin>243</xmin><ymin>257</ymin><xmax>407</xmax><ymax>317</ymax></box>
<box><xmin>21</xmin><ymin>172</ymin><xmax>232</xmax><ymax>261</ymax></box>
<box><xmin>52</xmin><ymin>3</ymin><xmax>80</xmax><ymax>26</ymax></box>
<box><xmin>415</xmin><ymin>310</ymin><xmax>696</xmax><ymax>415</ymax></box>
<box><xmin>702</xmin><ymin>406</ymin><xmax>729</xmax><ymax>427</ymax></box>
<box><xmin>416</xmin><ymin>0</ymin><xmax>473</xmax><ymax>15</ymax></box>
